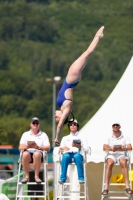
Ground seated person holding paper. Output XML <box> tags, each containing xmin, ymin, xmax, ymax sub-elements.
<box><xmin>58</xmin><ymin>119</ymin><xmax>88</xmax><ymax>184</ymax></box>
<box><xmin>19</xmin><ymin>117</ymin><xmax>50</xmax><ymax>183</ymax></box>
<box><xmin>102</xmin><ymin>121</ymin><xmax>132</xmax><ymax>195</ymax></box>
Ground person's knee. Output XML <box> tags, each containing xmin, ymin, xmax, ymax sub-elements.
<box><xmin>73</xmin><ymin>153</ymin><xmax>83</xmax><ymax>162</ymax></box>
<box><xmin>106</xmin><ymin>159</ymin><xmax>114</xmax><ymax>168</ymax></box>
<box><xmin>33</xmin><ymin>151</ymin><xmax>42</xmax><ymax>160</ymax></box>
<box><xmin>62</xmin><ymin>153</ymin><xmax>71</xmax><ymax>160</ymax></box>
<box><xmin>22</xmin><ymin>151</ymin><xmax>30</xmax><ymax>160</ymax></box>
<box><xmin>120</xmin><ymin>158</ymin><xmax>127</xmax><ymax>167</ymax></box>
<box><xmin>22</xmin><ymin>152</ymin><xmax>31</xmax><ymax>164</ymax></box>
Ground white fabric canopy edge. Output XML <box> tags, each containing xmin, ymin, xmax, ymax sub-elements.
<box><xmin>80</xmin><ymin>56</ymin><xmax>133</xmax><ymax>163</ymax></box>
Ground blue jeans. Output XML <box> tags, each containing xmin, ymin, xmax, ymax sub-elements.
<box><xmin>59</xmin><ymin>152</ymin><xmax>84</xmax><ymax>182</ymax></box>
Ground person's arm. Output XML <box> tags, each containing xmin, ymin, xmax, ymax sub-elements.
<box><xmin>39</xmin><ymin>145</ymin><xmax>50</xmax><ymax>152</ymax></box>
<box><xmin>32</xmin><ymin>143</ymin><xmax>50</xmax><ymax>152</ymax></box>
<box><xmin>19</xmin><ymin>144</ymin><xmax>29</xmax><ymax>151</ymax></box>
<box><xmin>19</xmin><ymin>142</ymin><xmax>50</xmax><ymax>152</ymax></box>
<box><xmin>126</xmin><ymin>144</ymin><xmax>132</xmax><ymax>151</ymax></box>
<box><xmin>103</xmin><ymin>144</ymin><xmax>118</xmax><ymax>152</ymax></box>
<box><xmin>124</xmin><ymin>137</ymin><xmax>132</xmax><ymax>151</ymax></box>
<box><xmin>19</xmin><ymin>141</ymin><xmax>36</xmax><ymax>151</ymax></box>
<box><xmin>59</xmin><ymin>146</ymin><xmax>70</xmax><ymax>152</ymax></box>
<box><xmin>72</xmin><ymin>141</ymin><xmax>81</xmax><ymax>149</ymax></box>
<box><xmin>103</xmin><ymin>144</ymin><xmax>129</xmax><ymax>152</ymax></box>
<box><xmin>103</xmin><ymin>137</ymin><xmax>115</xmax><ymax>151</ymax></box>
<box><xmin>18</xmin><ymin>132</ymin><xmax>29</xmax><ymax>151</ymax></box>
<box><xmin>58</xmin><ymin>136</ymin><xmax>70</xmax><ymax>152</ymax></box>
<box><xmin>103</xmin><ymin>144</ymin><xmax>113</xmax><ymax>151</ymax></box>
<box><xmin>119</xmin><ymin>136</ymin><xmax>132</xmax><ymax>151</ymax></box>
<box><xmin>53</xmin><ymin>107</ymin><xmax>71</xmax><ymax>142</ymax></box>
<box><xmin>120</xmin><ymin>144</ymin><xmax>132</xmax><ymax>151</ymax></box>
<box><xmin>38</xmin><ymin>133</ymin><xmax>50</xmax><ymax>152</ymax></box>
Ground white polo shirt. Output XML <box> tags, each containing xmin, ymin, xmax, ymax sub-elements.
<box><xmin>20</xmin><ymin>130</ymin><xmax>50</xmax><ymax>147</ymax></box>
<box><xmin>60</xmin><ymin>131</ymin><xmax>89</xmax><ymax>153</ymax></box>
<box><xmin>104</xmin><ymin>132</ymin><xmax>131</xmax><ymax>155</ymax></box>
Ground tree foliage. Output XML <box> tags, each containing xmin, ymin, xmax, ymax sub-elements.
<box><xmin>0</xmin><ymin>0</ymin><xmax>133</xmax><ymax>146</ymax></box>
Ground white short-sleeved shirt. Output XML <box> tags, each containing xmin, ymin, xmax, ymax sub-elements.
<box><xmin>20</xmin><ymin>130</ymin><xmax>50</xmax><ymax>147</ymax></box>
<box><xmin>104</xmin><ymin>132</ymin><xmax>131</xmax><ymax>155</ymax></box>
<box><xmin>60</xmin><ymin>131</ymin><xmax>89</xmax><ymax>154</ymax></box>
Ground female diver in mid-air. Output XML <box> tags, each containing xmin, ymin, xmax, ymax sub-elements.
<box><xmin>53</xmin><ymin>26</ymin><xmax>105</xmax><ymax>145</ymax></box>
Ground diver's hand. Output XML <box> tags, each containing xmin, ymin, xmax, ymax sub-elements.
<box><xmin>52</xmin><ymin>139</ymin><xmax>60</xmax><ymax>146</ymax></box>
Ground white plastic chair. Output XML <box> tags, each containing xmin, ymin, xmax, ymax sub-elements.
<box><xmin>101</xmin><ymin>151</ymin><xmax>132</xmax><ymax>200</ymax></box>
<box><xmin>16</xmin><ymin>150</ymin><xmax>49</xmax><ymax>200</ymax></box>
<box><xmin>54</xmin><ymin>146</ymin><xmax>91</xmax><ymax>200</ymax></box>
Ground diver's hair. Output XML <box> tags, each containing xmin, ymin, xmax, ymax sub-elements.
<box><xmin>67</xmin><ymin>112</ymin><xmax>79</xmax><ymax>130</ymax></box>
<box><xmin>63</xmin><ymin>112</ymin><xmax>75</xmax><ymax>125</ymax></box>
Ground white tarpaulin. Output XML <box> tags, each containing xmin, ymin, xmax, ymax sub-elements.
<box><xmin>53</xmin><ymin>57</ymin><xmax>133</xmax><ymax>200</ymax></box>
<box><xmin>80</xmin><ymin>56</ymin><xmax>133</xmax><ymax>163</ymax></box>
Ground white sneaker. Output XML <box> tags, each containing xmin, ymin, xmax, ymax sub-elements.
<box><xmin>79</xmin><ymin>180</ymin><xmax>85</xmax><ymax>184</ymax></box>
<box><xmin>58</xmin><ymin>180</ymin><xmax>64</xmax><ymax>184</ymax></box>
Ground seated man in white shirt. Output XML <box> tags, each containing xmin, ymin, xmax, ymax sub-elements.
<box><xmin>19</xmin><ymin>117</ymin><xmax>50</xmax><ymax>183</ymax></box>
<box><xmin>58</xmin><ymin>119</ymin><xmax>88</xmax><ymax>184</ymax></box>
<box><xmin>102</xmin><ymin>122</ymin><xmax>132</xmax><ymax>195</ymax></box>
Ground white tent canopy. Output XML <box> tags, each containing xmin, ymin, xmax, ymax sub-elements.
<box><xmin>80</xmin><ymin>56</ymin><xmax>133</xmax><ymax>163</ymax></box>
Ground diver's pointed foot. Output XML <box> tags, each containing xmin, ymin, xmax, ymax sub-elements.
<box><xmin>95</xmin><ymin>26</ymin><xmax>105</xmax><ymax>39</ymax></box>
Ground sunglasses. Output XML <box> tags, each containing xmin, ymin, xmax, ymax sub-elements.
<box><xmin>68</xmin><ymin>122</ymin><xmax>78</xmax><ymax>126</ymax></box>
<box><xmin>32</xmin><ymin>122</ymin><xmax>39</xmax><ymax>125</ymax></box>
<box><xmin>112</xmin><ymin>124</ymin><xmax>119</xmax><ymax>127</ymax></box>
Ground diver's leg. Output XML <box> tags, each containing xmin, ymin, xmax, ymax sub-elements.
<box><xmin>66</xmin><ymin>26</ymin><xmax>104</xmax><ymax>83</ymax></box>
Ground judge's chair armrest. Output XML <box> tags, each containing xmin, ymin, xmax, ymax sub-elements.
<box><xmin>42</xmin><ymin>150</ymin><xmax>48</xmax><ymax>163</ymax></box>
<box><xmin>84</xmin><ymin>146</ymin><xmax>91</xmax><ymax>155</ymax></box>
<box><xmin>82</xmin><ymin>146</ymin><xmax>91</xmax><ymax>162</ymax></box>
<box><xmin>126</xmin><ymin>151</ymin><xmax>132</xmax><ymax>164</ymax></box>
<box><xmin>53</xmin><ymin>147</ymin><xmax>61</xmax><ymax>162</ymax></box>
<box><xmin>18</xmin><ymin>150</ymin><xmax>24</xmax><ymax>164</ymax></box>
<box><xmin>58</xmin><ymin>150</ymin><xmax>64</xmax><ymax>161</ymax></box>
<box><xmin>103</xmin><ymin>150</ymin><xmax>109</xmax><ymax>162</ymax></box>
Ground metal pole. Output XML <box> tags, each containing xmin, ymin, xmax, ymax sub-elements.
<box><xmin>52</xmin><ymin>82</ymin><xmax>56</xmax><ymax>191</ymax></box>
<box><xmin>52</xmin><ymin>82</ymin><xmax>56</xmax><ymax>148</ymax></box>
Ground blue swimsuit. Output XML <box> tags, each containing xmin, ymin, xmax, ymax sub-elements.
<box><xmin>57</xmin><ymin>79</ymin><xmax>79</xmax><ymax>108</ymax></box>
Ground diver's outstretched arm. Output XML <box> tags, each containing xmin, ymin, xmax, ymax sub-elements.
<box><xmin>53</xmin><ymin>107</ymin><xmax>71</xmax><ymax>144</ymax></box>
